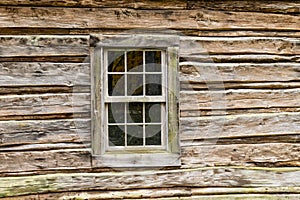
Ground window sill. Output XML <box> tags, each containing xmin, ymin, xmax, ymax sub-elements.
<box><xmin>92</xmin><ymin>152</ymin><xmax>181</xmax><ymax>168</ymax></box>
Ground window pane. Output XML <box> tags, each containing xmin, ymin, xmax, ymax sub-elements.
<box><xmin>127</xmin><ymin>74</ymin><xmax>143</xmax><ymax>96</ymax></box>
<box><xmin>108</xmin><ymin>103</ymin><xmax>125</xmax><ymax>123</ymax></box>
<box><xmin>109</xmin><ymin>125</ymin><xmax>125</xmax><ymax>146</ymax></box>
<box><xmin>145</xmin><ymin>103</ymin><xmax>161</xmax><ymax>123</ymax></box>
<box><xmin>127</xmin><ymin>102</ymin><xmax>143</xmax><ymax>123</ymax></box>
<box><xmin>145</xmin><ymin>51</ymin><xmax>161</xmax><ymax>72</ymax></box>
<box><xmin>108</xmin><ymin>74</ymin><xmax>125</xmax><ymax>96</ymax></box>
<box><xmin>146</xmin><ymin>74</ymin><xmax>162</xmax><ymax>95</ymax></box>
<box><xmin>108</xmin><ymin>51</ymin><xmax>125</xmax><ymax>72</ymax></box>
<box><xmin>145</xmin><ymin>125</ymin><xmax>161</xmax><ymax>145</ymax></box>
<box><xmin>127</xmin><ymin>51</ymin><xmax>143</xmax><ymax>72</ymax></box>
<box><xmin>127</xmin><ymin>125</ymin><xmax>143</xmax><ymax>146</ymax></box>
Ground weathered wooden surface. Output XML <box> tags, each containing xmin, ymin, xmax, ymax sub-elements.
<box><xmin>0</xmin><ymin>7</ymin><xmax>299</xmax><ymax>30</ymax></box>
<box><xmin>0</xmin><ymin>167</ymin><xmax>299</xmax><ymax>197</ymax></box>
<box><xmin>181</xmin><ymin>112</ymin><xmax>300</xmax><ymax>140</ymax></box>
<box><xmin>0</xmin><ymin>119</ymin><xmax>90</xmax><ymax>147</ymax></box>
<box><xmin>0</xmin><ymin>62</ymin><xmax>90</xmax><ymax>86</ymax></box>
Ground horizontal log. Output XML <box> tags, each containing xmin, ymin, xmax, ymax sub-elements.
<box><xmin>0</xmin><ymin>93</ymin><xmax>90</xmax><ymax>117</ymax></box>
<box><xmin>181</xmin><ymin>112</ymin><xmax>300</xmax><ymax>140</ymax></box>
<box><xmin>181</xmin><ymin>55</ymin><xmax>300</xmax><ymax>63</ymax></box>
<box><xmin>0</xmin><ymin>0</ymin><xmax>187</xmax><ymax>9</ymax></box>
<box><xmin>0</xmin><ymin>119</ymin><xmax>90</xmax><ymax>147</ymax></box>
<box><xmin>0</xmin><ymin>36</ymin><xmax>89</xmax><ymax>57</ymax></box>
<box><xmin>0</xmin><ymin>86</ymin><xmax>90</xmax><ymax>95</ymax></box>
<box><xmin>188</xmin><ymin>0</ymin><xmax>300</xmax><ymax>13</ymax></box>
<box><xmin>181</xmin><ymin>143</ymin><xmax>300</xmax><ymax>168</ymax></box>
<box><xmin>0</xmin><ymin>149</ymin><xmax>91</xmax><ymax>173</ymax></box>
<box><xmin>0</xmin><ymin>167</ymin><xmax>299</xmax><ymax>197</ymax></box>
<box><xmin>180</xmin><ymin>89</ymin><xmax>300</xmax><ymax>111</ymax></box>
<box><xmin>14</xmin><ymin>187</ymin><xmax>300</xmax><ymax>200</ymax></box>
<box><xmin>0</xmin><ymin>7</ymin><xmax>299</xmax><ymax>30</ymax></box>
<box><xmin>181</xmin><ymin>82</ymin><xmax>300</xmax><ymax>90</ymax></box>
<box><xmin>180</xmin><ymin>37</ymin><xmax>300</xmax><ymax>55</ymax></box>
<box><xmin>180</xmin><ymin>63</ymin><xmax>300</xmax><ymax>83</ymax></box>
<box><xmin>0</xmin><ymin>62</ymin><xmax>90</xmax><ymax>86</ymax></box>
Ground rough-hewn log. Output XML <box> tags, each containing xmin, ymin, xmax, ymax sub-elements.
<box><xmin>0</xmin><ymin>0</ymin><xmax>187</xmax><ymax>9</ymax></box>
<box><xmin>180</xmin><ymin>37</ymin><xmax>300</xmax><ymax>55</ymax></box>
<box><xmin>0</xmin><ymin>36</ymin><xmax>88</xmax><ymax>57</ymax></box>
<box><xmin>181</xmin><ymin>143</ymin><xmax>300</xmax><ymax>168</ymax></box>
<box><xmin>188</xmin><ymin>0</ymin><xmax>300</xmax><ymax>13</ymax></box>
<box><xmin>0</xmin><ymin>119</ymin><xmax>90</xmax><ymax>147</ymax></box>
<box><xmin>0</xmin><ymin>86</ymin><xmax>90</xmax><ymax>95</ymax></box>
<box><xmin>0</xmin><ymin>93</ymin><xmax>90</xmax><ymax>117</ymax></box>
<box><xmin>180</xmin><ymin>89</ymin><xmax>300</xmax><ymax>110</ymax></box>
<box><xmin>181</xmin><ymin>112</ymin><xmax>300</xmax><ymax>140</ymax></box>
<box><xmin>0</xmin><ymin>62</ymin><xmax>90</xmax><ymax>86</ymax></box>
<box><xmin>0</xmin><ymin>7</ymin><xmax>299</xmax><ymax>30</ymax></box>
<box><xmin>4</xmin><ymin>187</ymin><xmax>298</xmax><ymax>200</ymax></box>
<box><xmin>180</xmin><ymin>63</ymin><xmax>300</xmax><ymax>83</ymax></box>
<box><xmin>0</xmin><ymin>167</ymin><xmax>299</xmax><ymax>197</ymax></box>
<box><xmin>0</xmin><ymin>149</ymin><xmax>91</xmax><ymax>173</ymax></box>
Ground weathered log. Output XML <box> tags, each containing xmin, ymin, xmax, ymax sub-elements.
<box><xmin>0</xmin><ymin>62</ymin><xmax>90</xmax><ymax>86</ymax></box>
<box><xmin>0</xmin><ymin>149</ymin><xmax>91</xmax><ymax>173</ymax></box>
<box><xmin>180</xmin><ymin>89</ymin><xmax>300</xmax><ymax>110</ymax></box>
<box><xmin>0</xmin><ymin>167</ymin><xmax>299</xmax><ymax>197</ymax></box>
<box><xmin>0</xmin><ymin>93</ymin><xmax>90</xmax><ymax>117</ymax></box>
<box><xmin>0</xmin><ymin>36</ymin><xmax>88</xmax><ymax>57</ymax></box>
<box><xmin>188</xmin><ymin>0</ymin><xmax>300</xmax><ymax>13</ymax></box>
<box><xmin>180</xmin><ymin>112</ymin><xmax>300</xmax><ymax>140</ymax></box>
<box><xmin>0</xmin><ymin>119</ymin><xmax>90</xmax><ymax>147</ymax></box>
<box><xmin>0</xmin><ymin>7</ymin><xmax>299</xmax><ymax>30</ymax></box>
<box><xmin>180</xmin><ymin>63</ymin><xmax>300</xmax><ymax>83</ymax></box>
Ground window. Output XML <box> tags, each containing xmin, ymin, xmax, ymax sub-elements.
<box><xmin>91</xmin><ymin>35</ymin><xmax>180</xmax><ymax>167</ymax></box>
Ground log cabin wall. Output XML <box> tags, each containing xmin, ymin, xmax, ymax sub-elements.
<box><xmin>0</xmin><ymin>0</ymin><xmax>299</xmax><ymax>199</ymax></box>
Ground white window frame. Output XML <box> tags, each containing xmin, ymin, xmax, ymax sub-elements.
<box><xmin>91</xmin><ymin>34</ymin><xmax>180</xmax><ymax>167</ymax></box>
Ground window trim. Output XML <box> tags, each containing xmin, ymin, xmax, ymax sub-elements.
<box><xmin>91</xmin><ymin>34</ymin><xmax>180</xmax><ymax>167</ymax></box>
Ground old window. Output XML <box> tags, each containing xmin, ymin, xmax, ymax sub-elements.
<box><xmin>91</xmin><ymin>35</ymin><xmax>180</xmax><ymax>167</ymax></box>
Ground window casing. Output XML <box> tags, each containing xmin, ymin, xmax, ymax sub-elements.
<box><xmin>91</xmin><ymin>35</ymin><xmax>180</xmax><ymax>167</ymax></box>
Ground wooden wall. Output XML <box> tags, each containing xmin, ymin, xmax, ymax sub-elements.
<box><xmin>0</xmin><ymin>0</ymin><xmax>299</xmax><ymax>199</ymax></box>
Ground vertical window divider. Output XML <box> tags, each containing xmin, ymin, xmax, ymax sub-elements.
<box><xmin>125</xmin><ymin>103</ymin><xmax>127</xmax><ymax>147</ymax></box>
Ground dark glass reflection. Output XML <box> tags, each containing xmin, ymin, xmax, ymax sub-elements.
<box><xmin>108</xmin><ymin>74</ymin><xmax>125</xmax><ymax>96</ymax></box>
<box><xmin>108</xmin><ymin>51</ymin><xmax>125</xmax><ymax>72</ymax></box>
<box><xmin>127</xmin><ymin>51</ymin><xmax>143</xmax><ymax>72</ymax></box>
<box><xmin>109</xmin><ymin>125</ymin><xmax>125</xmax><ymax>146</ymax></box>
<box><xmin>145</xmin><ymin>125</ymin><xmax>161</xmax><ymax>145</ymax></box>
<box><xmin>127</xmin><ymin>125</ymin><xmax>143</xmax><ymax>146</ymax></box>
<box><xmin>145</xmin><ymin>51</ymin><xmax>161</xmax><ymax>72</ymax></box>
<box><xmin>108</xmin><ymin>103</ymin><xmax>125</xmax><ymax>123</ymax></box>
<box><xmin>127</xmin><ymin>102</ymin><xmax>143</xmax><ymax>123</ymax></box>
<box><xmin>127</xmin><ymin>74</ymin><xmax>143</xmax><ymax>96</ymax></box>
<box><xmin>145</xmin><ymin>103</ymin><xmax>161</xmax><ymax>123</ymax></box>
<box><xmin>146</xmin><ymin>74</ymin><xmax>162</xmax><ymax>95</ymax></box>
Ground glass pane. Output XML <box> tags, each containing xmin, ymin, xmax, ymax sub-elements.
<box><xmin>127</xmin><ymin>51</ymin><xmax>143</xmax><ymax>72</ymax></box>
<box><xmin>109</xmin><ymin>125</ymin><xmax>125</xmax><ymax>146</ymax></box>
<box><xmin>108</xmin><ymin>74</ymin><xmax>125</xmax><ymax>96</ymax></box>
<box><xmin>145</xmin><ymin>103</ymin><xmax>161</xmax><ymax>123</ymax></box>
<box><xmin>127</xmin><ymin>74</ymin><xmax>143</xmax><ymax>96</ymax></box>
<box><xmin>145</xmin><ymin>51</ymin><xmax>161</xmax><ymax>72</ymax></box>
<box><xmin>127</xmin><ymin>125</ymin><xmax>143</xmax><ymax>146</ymax></box>
<box><xmin>108</xmin><ymin>103</ymin><xmax>125</xmax><ymax>123</ymax></box>
<box><xmin>108</xmin><ymin>51</ymin><xmax>125</xmax><ymax>72</ymax></box>
<box><xmin>146</xmin><ymin>74</ymin><xmax>162</xmax><ymax>95</ymax></box>
<box><xmin>127</xmin><ymin>102</ymin><xmax>143</xmax><ymax>123</ymax></box>
<box><xmin>145</xmin><ymin>125</ymin><xmax>161</xmax><ymax>145</ymax></box>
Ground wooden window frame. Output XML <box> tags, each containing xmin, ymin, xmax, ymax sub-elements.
<box><xmin>91</xmin><ymin>35</ymin><xmax>180</xmax><ymax>167</ymax></box>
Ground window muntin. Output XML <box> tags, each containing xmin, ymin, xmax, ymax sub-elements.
<box><xmin>104</xmin><ymin>49</ymin><xmax>167</xmax><ymax>151</ymax></box>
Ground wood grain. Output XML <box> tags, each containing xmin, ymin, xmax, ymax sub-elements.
<box><xmin>0</xmin><ymin>167</ymin><xmax>299</xmax><ymax>197</ymax></box>
<box><xmin>0</xmin><ymin>119</ymin><xmax>90</xmax><ymax>147</ymax></box>
<box><xmin>181</xmin><ymin>112</ymin><xmax>300</xmax><ymax>140</ymax></box>
<box><xmin>0</xmin><ymin>7</ymin><xmax>299</xmax><ymax>30</ymax></box>
<box><xmin>0</xmin><ymin>36</ymin><xmax>88</xmax><ymax>57</ymax></box>
<box><xmin>0</xmin><ymin>93</ymin><xmax>90</xmax><ymax>117</ymax></box>
<box><xmin>0</xmin><ymin>62</ymin><xmax>90</xmax><ymax>86</ymax></box>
